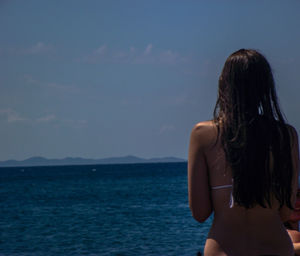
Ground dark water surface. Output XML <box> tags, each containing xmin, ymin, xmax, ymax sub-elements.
<box><xmin>0</xmin><ymin>162</ymin><xmax>212</xmax><ymax>256</ymax></box>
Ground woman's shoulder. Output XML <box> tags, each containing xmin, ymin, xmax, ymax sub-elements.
<box><xmin>190</xmin><ymin>120</ymin><xmax>218</xmax><ymax>150</ymax></box>
<box><xmin>286</xmin><ymin>124</ymin><xmax>298</xmax><ymax>137</ymax></box>
<box><xmin>192</xmin><ymin>120</ymin><xmax>216</xmax><ymax>131</ymax></box>
<box><xmin>284</xmin><ymin>124</ymin><xmax>299</xmax><ymax>148</ymax></box>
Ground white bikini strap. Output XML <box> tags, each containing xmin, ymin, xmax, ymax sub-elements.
<box><xmin>211</xmin><ymin>184</ymin><xmax>233</xmax><ymax>190</ymax></box>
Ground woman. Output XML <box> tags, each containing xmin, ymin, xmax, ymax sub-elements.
<box><xmin>188</xmin><ymin>49</ymin><xmax>299</xmax><ymax>256</ymax></box>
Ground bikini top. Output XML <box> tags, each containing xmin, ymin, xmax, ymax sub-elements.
<box><xmin>211</xmin><ymin>182</ymin><xmax>234</xmax><ymax>208</ymax></box>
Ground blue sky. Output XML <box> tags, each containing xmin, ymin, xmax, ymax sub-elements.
<box><xmin>0</xmin><ymin>1</ymin><xmax>300</xmax><ymax>161</ymax></box>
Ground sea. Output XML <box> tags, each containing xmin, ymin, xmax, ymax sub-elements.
<box><xmin>0</xmin><ymin>162</ymin><xmax>212</xmax><ymax>256</ymax></box>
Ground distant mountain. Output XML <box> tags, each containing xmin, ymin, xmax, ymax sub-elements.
<box><xmin>0</xmin><ymin>155</ymin><xmax>186</xmax><ymax>167</ymax></box>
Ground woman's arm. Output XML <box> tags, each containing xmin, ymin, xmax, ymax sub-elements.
<box><xmin>293</xmin><ymin>242</ymin><xmax>300</xmax><ymax>255</ymax></box>
<box><xmin>286</xmin><ymin>228</ymin><xmax>300</xmax><ymax>255</ymax></box>
<box><xmin>188</xmin><ymin>122</ymin><xmax>213</xmax><ymax>223</ymax></box>
<box><xmin>280</xmin><ymin>125</ymin><xmax>300</xmax><ymax>222</ymax></box>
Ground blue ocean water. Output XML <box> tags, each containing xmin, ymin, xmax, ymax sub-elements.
<box><xmin>0</xmin><ymin>162</ymin><xmax>212</xmax><ymax>256</ymax></box>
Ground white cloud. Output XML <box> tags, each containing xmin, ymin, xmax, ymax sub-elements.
<box><xmin>144</xmin><ymin>44</ymin><xmax>153</xmax><ymax>55</ymax></box>
<box><xmin>159</xmin><ymin>124</ymin><xmax>175</xmax><ymax>134</ymax></box>
<box><xmin>0</xmin><ymin>109</ymin><xmax>27</xmax><ymax>123</ymax></box>
<box><xmin>0</xmin><ymin>108</ymin><xmax>86</xmax><ymax>128</ymax></box>
<box><xmin>120</xmin><ymin>97</ymin><xmax>142</xmax><ymax>106</ymax></box>
<box><xmin>159</xmin><ymin>50</ymin><xmax>179</xmax><ymax>64</ymax></box>
<box><xmin>94</xmin><ymin>45</ymin><xmax>107</xmax><ymax>55</ymax></box>
<box><xmin>78</xmin><ymin>119</ymin><xmax>87</xmax><ymax>125</ymax></box>
<box><xmin>81</xmin><ymin>44</ymin><xmax>107</xmax><ymax>63</ymax></box>
<box><xmin>36</xmin><ymin>115</ymin><xmax>86</xmax><ymax>127</ymax></box>
<box><xmin>37</xmin><ymin>114</ymin><xmax>56</xmax><ymax>122</ymax></box>
<box><xmin>0</xmin><ymin>42</ymin><xmax>53</xmax><ymax>56</ymax></box>
<box><xmin>130</xmin><ymin>46</ymin><xmax>135</xmax><ymax>53</ymax></box>
<box><xmin>24</xmin><ymin>74</ymin><xmax>38</xmax><ymax>84</ymax></box>
<box><xmin>173</xmin><ymin>94</ymin><xmax>188</xmax><ymax>105</ymax></box>
<box><xmin>56</xmin><ymin>118</ymin><xmax>87</xmax><ymax>128</ymax></box>
<box><xmin>26</xmin><ymin>42</ymin><xmax>52</xmax><ymax>54</ymax></box>
<box><xmin>46</xmin><ymin>82</ymin><xmax>75</xmax><ymax>91</ymax></box>
<box><xmin>79</xmin><ymin>44</ymin><xmax>187</xmax><ymax>66</ymax></box>
<box><xmin>24</xmin><ymin>75</ymin><xmax>78</xmax><ymax>92</ymax></box>
<box><xmin>112</xmin><ymin>51</ymin><xmax>128</xmax><ymax>60</ymax></box>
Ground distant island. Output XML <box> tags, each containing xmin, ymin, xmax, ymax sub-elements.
<box><xmin>0</xmin><ymin>155</ymin><xmax>186</xmax><ymax>167</ymax></box>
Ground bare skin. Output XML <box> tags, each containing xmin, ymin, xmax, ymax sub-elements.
<box><xmin>188</xmin><ymin>120</ymin><xmax>299</xmax><ymax>256</ymax></box>
<box><xmin>286</xmin><ymin>223</ymin><xmax>300</xmax><ymax>256</ymax></box>
<box><xmin>287</xmin><ymin>229</ymin><xmax>300</xmax><ymax>255</ymax></box>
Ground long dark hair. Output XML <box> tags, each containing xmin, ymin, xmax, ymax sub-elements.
<box><xmin>214</xmin><ymin>49</ymin><xmax>294</xmax><ymax>209</ymax></box>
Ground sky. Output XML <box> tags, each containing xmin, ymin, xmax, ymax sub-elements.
<box><xmin>0</xmin><ymin>0</ymin><xmax>300</xmax><ymax>161</ymax></box>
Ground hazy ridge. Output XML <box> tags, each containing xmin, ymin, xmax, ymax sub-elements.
<box><xmin>0</xmin><ymin>155</ymin><xmax>186</xmax><ymax>167</ymax></box>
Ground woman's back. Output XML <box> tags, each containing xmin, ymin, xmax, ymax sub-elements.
<box><xmin>189</xmin><ymin>120</ymin><xmax>298</xmax><ymax>256</ymax></box>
